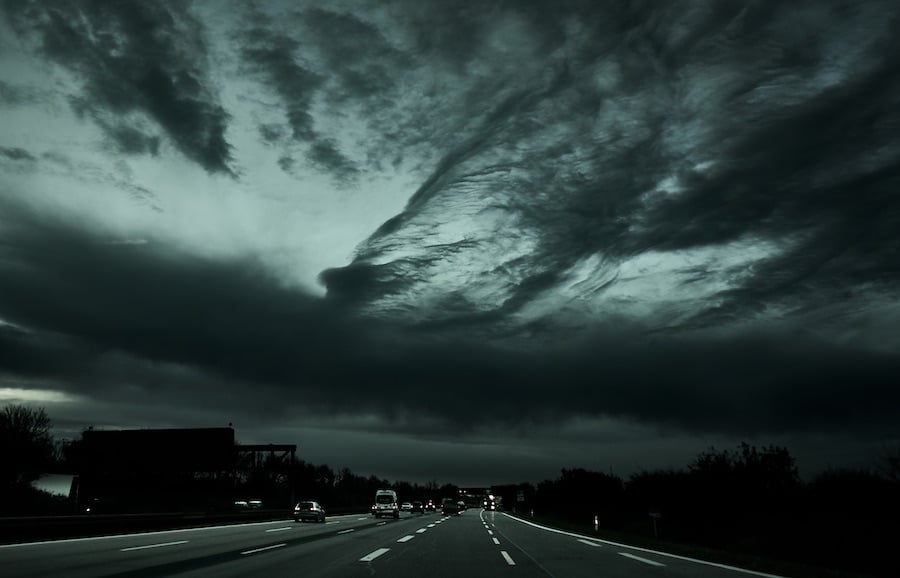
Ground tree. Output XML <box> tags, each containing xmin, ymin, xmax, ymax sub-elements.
<box><xmin>0</xmin><ymin>404</ymin><xmax>55</xmax><ymax>487</ymax></box>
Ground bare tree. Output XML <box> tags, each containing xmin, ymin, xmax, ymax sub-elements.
<box><xmin>0</xmin><ymin>404</ymin><xmax>55</xmax><ymax>487</ymax></box>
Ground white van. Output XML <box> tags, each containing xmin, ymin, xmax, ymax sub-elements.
<box><xmin>373</xmin><ymin>489</ymin><xmax>400</xmax><ymax>519</ymax></box>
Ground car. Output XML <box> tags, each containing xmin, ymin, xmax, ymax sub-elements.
<box><xmin>373</xmin><ymin>489</ymin><xmax>400</xmax><ymax>519</ymax></box>
<box><xmin>442</xmin><ymin>497</ymin><xmax>459</xmax><ymax>516</ymax></box>
<box><xmin>457</xmin><ymin>500</ymin><xmax>466</xmax><ymax>512</ymax></box>
<box><xmin>424</xmin><ymin>500</ymin><xmax>436</xmax><ymax>512</ymax></box>
<box><xmin>401</xmin><ymin>501</ymin><xmax>413</xmax><ymax>511</ymax></box>
<box><xmin>411</xmin><ymin>500</ymin><xmax>423</xmax><ymax>513</ymax></box>
<box><xmin>293</xmin><ymin>500</ymin><xmax>326</xmax><ymax>523</ymax></box>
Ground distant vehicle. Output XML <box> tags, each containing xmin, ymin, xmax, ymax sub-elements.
<box><xmin>424</xmin><ymin>500</ymin><xmax>436</xmax><ymax>512</ymax></box>
<box><xmin>374</xmin><ymin>489</ymin><xmax>400</xmax><ymax>519</ymax></box>
<box><xmin>442</xmin><ymin>498</ymin><xmax>460</xmax><ymax>516</ymax></box>
<box><xmin>483</xmin><ymin>495</ymin><xmax>497</xmax><ymax>510</ymax></box>
<box><xmin>293</xmin><ymin>500</ymin><xmax>326</xmax><ymax>523</ymax></box>
<box><xmin>457</xmin><ymin>500</ymin><xmax>466</xmax><ymax>512</ymax></box>
<box><xmin>401</xmin><ymin>501</ymin><xmax>413</xmax><ymax>511</ymax></box>
<box><xmin>411</xmin><ymin>500</ymin><xmax>423</xmax><ymax>513</ymax></box>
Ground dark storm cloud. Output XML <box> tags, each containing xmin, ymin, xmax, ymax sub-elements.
<box><xmin>3</xmin><ymin>0</ymin><xmax>233</xmax><ymax>173</ymax></box>
<box><xmin>325</xmin><ymin>0</ymin><xmax>900</xmax><ymax>328</ymax></box>
<box><xmin>2</xmin><ymin>195</ymin><xmax>900</xmax><ymax>440</ymax></box>
<box><xmin>0</xmin><ymin>146</ymin><xmax>37</xmax><ymax>162</ymax></box>
<box><xmin>0</xmin><ymin>80</ymin><xmax>34</xmax><ymax>106</ymax></box>
<box><xmin>2</xmin><ymin>0</ymin><xmax>900</xmax><ymax>459</ymax></box>
<box><xmin>238</xmin><ymin>11</ymin><xmax>361</xmax><ymax>180</ymax></box>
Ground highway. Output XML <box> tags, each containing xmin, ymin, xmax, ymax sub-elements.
<box><xmin>0</xmin><ymin>509</ymin><xmax>785</xmax><ymax>577</ymax></box>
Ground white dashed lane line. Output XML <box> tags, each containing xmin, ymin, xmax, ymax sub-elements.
<box><xmin>120</xmin><ymin>540</ymin><xmax>188</xmax><ymax>552</ymax></box>
<box><xmin>577</xmin><ymin>539</ymin><xmax>602</xmax><ymax>547</ymax></box>
<box><xmin>397</xmin><ymin>535</ymin><xmax>415</xmax><ymax>543</ymax></box>
<box><xmin>501</xmin><ymin>551</ymin><xmax>516</xmax><ymax>565</ymax></box>
<box><xmin>265</xmin><ymin>527</ymin><xmax>292</xmax><ymax>533</ymax></box>
<box><xmin>492</xmin><ymin>537</ymin><xmax>500</xmax><ymax>545</ymax></box>
<box><xmin>360</xmin><ymin>548</ymin><xmax>390</xmax><ymax>562</ymax></box>
<box><xmin>427</xmin><ymin>523</ymin><xmax>436</xmax><ymax>528</ymax></box>
<box><xmin>337</xmin><ymin>529</ymin><xmax>355</xmax><ymax>535</ymax></box>
<box><xmin>241</xmin><ymin>543</ymin><xmax>286</xmax><ymax>555</ymax></box>
<box><xmin>415</xmin><ymin>528</ymin><xmax>428</xmax><ymax>534</ymax></box>
<box><xmin>619</xmin><ymin>552</ymin><xmax>665</xmax><ymax>567</ymax></box>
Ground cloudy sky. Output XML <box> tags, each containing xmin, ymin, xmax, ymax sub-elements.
<box><xmin>1</xmin><ymin>0</ymin><xmax>899</xmax><ymax>486</ymax></box>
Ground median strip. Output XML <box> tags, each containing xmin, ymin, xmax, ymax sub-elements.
<box><xmin>241</xmin><ymin>543</ymin><xmax>286</xmax><ymax>555</ymax></box>
<box><xmin>120</xmin><ymin>540</ymin><xmax>188</xmax><ymax>552</ymax></box>
<box><xmin>619</xmin><ymin>552</ymin><xmax>664</xmax><ymax>567</ymax></box>
<box><xmin>360</xmin><ymin>547</ymin><xmax>390</xmax><ymax>562</ymax></box>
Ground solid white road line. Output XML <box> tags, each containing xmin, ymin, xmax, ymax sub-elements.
<box><xmin>501</xmin><ymin>551</ymin><xmax>516</xmax><ymax>565</ymax></box>
<box><xmin>577</xmin><ymin>539</ymin><xmax>602</xmax><ymax>547</ymax></box>
<box><xmin>502</xmin><ymin>513</ymin><xmax>785</xmax><ymax>578</ymax></box>
<box><xmin>241</xmin><ymin>543</ymin><xmax>286</xmax><ymax>555</ymax></box>
<box><xmin>337</xmin><ymin>529</ymin><xmax>355</xmax><ymax>534</ymax></box>
<box><xmin>619</xmin><ymin>552</ymin><xmax>665</xmax><ymax>567</ymax></box>
<box><xmin>120</xmin><ymin>540</ymin><xmax>188</xmax><ymax>552</ymax></box>
<box><xmin>359</xmin><ymin>548</ymin><xmax>390</xmax><ymax>562</ymax></box>
<box><xmin>265</xmin><ymin>527</ymin><xmax>292</xmax><ymax>533</ymax></box>
<box><xmin>492</xmin><ymin>537</ymin><xmax>500</xmax><ymax>545</ymax></box>
<box><xmin>397</xmin><ymin>535</ymin><xmax>415</xmax><ymax>543</ymax></box>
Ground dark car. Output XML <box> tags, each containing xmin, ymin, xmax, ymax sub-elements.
<box><xmin>411</xmin><ymin>500</ymin><xmax>423</xmax><ymax>513</ymax></box>
<box><xmin>293</xmin><ymin>500</ymin><xmax>326</xmax><ymax>523</ymax></box>
<box><xmin>424</xmin><ymin>500</ymin><xmax>436</xmax><ymax>512</ymax></box>
<box><xmin>441</xmin><ymin>498</ymin><xmax>459</xmax><ymax>516</ymax></box>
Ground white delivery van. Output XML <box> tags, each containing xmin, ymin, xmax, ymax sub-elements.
<box><xmin>373</xmin><ymin>489</ymin><xmax>400</xmax><ymax>519</ymax></box>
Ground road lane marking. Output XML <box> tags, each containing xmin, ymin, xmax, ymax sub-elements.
<box><xmin>241</xmin><ymin>543</ymin><xmax>286</xmax><ymax>555</ymax></box>
<box><xmin>360</xmin><ymin>548</ymin><xmax>390</xmax><ymax>562</ymax></box>
<box><xmin>326</xmin><ymin>521</ymin><xmax>340</xmax><ymax>525</ymax></box>
<box><xmin>120</xmin><ymin>540</ymin><xmax>188</xmax><ymax>552</ymax></box>
<box><xmin>577</xmin><ymin>539</ymin><xmax>602</xmax><ymax>547</ymax></box>
<box><xmin>376</xmin><ymin>521</ymin><xmax>387</xmax><ymax>526</ymax></box>
<box><xmin>416</xmin><ymin>528</ymin><xmax>427</xmax><ymax>533</ymax></box>
<box><xmin>501</xmin><ymin>513</ymin><xmax>785</xmax><ymax>577</ymax></box>
<box><xmin>266</xmin><ymin>527</ymin><xmax>292</xmax><ymax>533</ymax></box>
<box><xmin>487</xmin><ymin>529</ymin><xmax>493</xmax><ymax>535</ymax></box>
<box><xmin>337</xmin><ymin>529</ymin><xmax>356</xmax><ymax>534</ymax></box>
<box><xmin>427</xmin><ymin>523</ymin><xmax>436</xmax><ymax>528</ymax></box>
<box><xmin>397</xmin><ymin>535</ymin><xmax>415</xmax><ymax>543</ymax></box>
<box><xmin>501</xmin><ymin>551</ymin><xmax>516</xmax><ymax>565</ymax></box>
<box><xmin>619</xmin><ymin>552</ymin><xmax>665</xmax><ymax>566</ymax></box>
<box><xmin>492</xmin><ymin>537</ymin><xmax>500</xmax><ymax>545</ymax></box>
<box><xmin>0</xmin><ymin>516</ymin><xmax>374</xmax><ymax>549</ymax></box>
<box><xmin>357</xmin><ymin>517</ymin><xmax>369</xmax><ymax>520</ymax></box>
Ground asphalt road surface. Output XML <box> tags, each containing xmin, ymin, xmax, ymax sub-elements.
<box><xmin>0</xmin><ymin>509</ymin><xmax>786</xmax><ymax>577</ymax></box>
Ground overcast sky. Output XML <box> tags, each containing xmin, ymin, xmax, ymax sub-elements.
<box><xmin>1</xmin><ymin>0</ymin><xmax>899</xmax><ymax>486</ymax></box>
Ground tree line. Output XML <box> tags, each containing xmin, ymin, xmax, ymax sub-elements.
<box><xmin>492</xmin><ymin>442</ymin><xmax>899</xmax><ymax>578</ymax></box>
